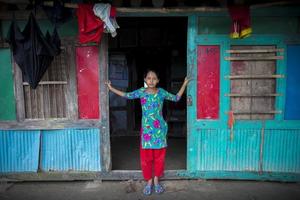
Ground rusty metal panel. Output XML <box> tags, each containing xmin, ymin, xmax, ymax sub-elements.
<box><xmin>196</xmin><ymin>129</ymin><xmax>260</xmax><ymax>171</ymax></box>
<box><xmin>263</xmin><ymin>130</ymin><xmax>300</xmax><ymax>172</ymax></box>
<box><xmin>0</xmin><ymin>130</ymin><xmax>40</xmax><ymax>172</ymax></box>
<box><xmin>41</xmin><ymin>129</ymin><xmax>101</xmax><ymax>171</ymax></box>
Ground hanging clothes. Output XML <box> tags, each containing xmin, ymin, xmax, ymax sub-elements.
<box><xmin>228</xmin><ymin>6</ymin><xmax>252</xmax><ymax>39</ymax></box>
<box><xmin>93</xmin><ymin>3</ymin><xmax>119</xmax><ymax>37</ymax></box>
<box><xmin>43</xmin><ymin>0</ymin><xmax>73</xmax><ymax>25</ymax></box>
<box><xmin>6</xmin><ymin>12</ymin><xmax>61</xmax><ymax>89</ymax></box>
<box><xmin>76</xmin><ymin>4</ymin><xmax>104</xmax><ymax>44</ymax></box>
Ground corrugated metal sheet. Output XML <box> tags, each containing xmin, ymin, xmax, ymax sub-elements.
<box><xmin>196</xmin><ymin>129</ymin><xmax>260</xmax><ymax>171</ymax></box>
<box><xmin>0</xmin><ymin>130</ymin><xmax>40</xmax><ymax>172</ymax></box>
<box><xmin>41</xmin><ymin>129</ymin><xmax>101</xmax><ymax>171</ymax></box>
<box><xmin>263</xmin><ymin>129</ymin><xmax>300</xmax><ymax>172</ymax></box>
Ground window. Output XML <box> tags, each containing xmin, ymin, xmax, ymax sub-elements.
<box><xmin>14</xmin><ymin>46</ymin><xmax>71</xmax><ymax>120</ymax></box>
<box><xmin>227</xmin><ymin>45</ymin><xmax>282</xmax><ymax>120</ymax></box>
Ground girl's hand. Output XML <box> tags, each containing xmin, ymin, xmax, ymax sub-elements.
<box><xmin>184</xmin><ymin>76</ymin><xmax>192</xmax><ymax>86</ymax></box>
<box><xmin>105</xmin><ymin>80</ymin><xmax>112</xmax><ymax>90</ymax></box>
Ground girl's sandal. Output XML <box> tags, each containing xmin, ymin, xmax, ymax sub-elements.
<box><xmin>143</xmin><ymin>185</ymin><xmax>152</xmax><ymax>196</ymax></box>
<box><xmin>154</xmin><ymin>184</ymin><xmax>164</xmax><ymax>194</ymax></box>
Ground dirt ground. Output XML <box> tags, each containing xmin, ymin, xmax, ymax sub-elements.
<box><xmin>1</xmin><ymin>179</ymin><xmax>300</xmax><ymax>200</ymax></box>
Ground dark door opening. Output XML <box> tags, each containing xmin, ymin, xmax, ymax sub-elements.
<box><xmin>108</xmin><ymin>17</ymin><xmax>187</xmax><ymax>170</ymax></box>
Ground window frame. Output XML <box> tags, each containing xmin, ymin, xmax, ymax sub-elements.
<box><xmin>193</xmin><ymin>35</ymin><xmax>300</xmax><ymax>129</ymax></box>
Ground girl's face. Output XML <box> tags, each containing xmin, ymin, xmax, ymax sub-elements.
<box><xmin>144</xmin><ymin>71</ymin><xmax>159</xmax><ymax>88</ymax></box>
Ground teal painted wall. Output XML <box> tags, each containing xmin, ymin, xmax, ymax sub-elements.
<box><xmin>0</xmin><ymin>49</ymin><xmax>16</xmax><ymax>120</ymax></box>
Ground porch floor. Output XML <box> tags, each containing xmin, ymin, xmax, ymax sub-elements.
<box><xmin>111</xmin><ymin>136</ymin><xmax>186</xmax><ymax>170</ymax></box>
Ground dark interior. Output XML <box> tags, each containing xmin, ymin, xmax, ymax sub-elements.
<box><xmin>108</xmin><ymin>17</ymin><xmax>187</xmax><ymax>170</ymax></box>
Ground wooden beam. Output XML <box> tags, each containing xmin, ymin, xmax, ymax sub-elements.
<box><xmin>225</xmin><ymin>74</ymin><xmax>284</xmax><ymax>79</ymax></box>
<box><xmin>226</xmin><ymin>49</ymin><xmax>284</xmax><ymax>53</ymax></box>
<box><xmin>0</xmin><ymin>119</ymin><xmax>103</xmax><ymax>130</ymax></box>
<box><xmin>225</xmin><ymin>93</ymin><xmax>282</xmax><ymax>97</ymax></box>
<box><xmin>23</xmin><ymin>81</ymin><xmax>68</xmax><ymax>85</ymax></box>
<box><xmin>225</xmin><ymin>56</ymin><xmax>283</xmax><ymax>61</ymax></box>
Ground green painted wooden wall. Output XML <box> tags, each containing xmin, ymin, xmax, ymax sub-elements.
<box><xmin>0</xmin><ymin>49</ymin><xmax>16</xmax><ymax>120</ymax></box>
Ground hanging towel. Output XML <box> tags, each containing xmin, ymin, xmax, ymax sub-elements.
<box><xmin>93</xmin><ymin>3</ymin><xmax>120</xmax><ymax>37</ymax></box>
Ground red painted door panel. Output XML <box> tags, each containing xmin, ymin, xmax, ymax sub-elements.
<box><xmin>197</xmin><ymin>45</ymin><xmax>220</xmax><ymax>119</ymax></box>
<box><xmin>76</xmin><ymin>46</ymin><xmax>100</xmax><ymax>119</ymax></box>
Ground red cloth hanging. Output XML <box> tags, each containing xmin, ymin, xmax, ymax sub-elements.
<box><xmin>76</xmin><ymin>4</ymin><xmax>104</xmax><ymax>44</ymax></box>
<box><xmin>228</xmin><ymin>6</ymin><xmax>252</xmax><ymax>39</ymax></box>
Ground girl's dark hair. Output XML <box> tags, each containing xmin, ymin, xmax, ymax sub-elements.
<box><xmin>144</xmin><ymin>68</ymin><xmax>160</xmax><ymax>79</ymax></box>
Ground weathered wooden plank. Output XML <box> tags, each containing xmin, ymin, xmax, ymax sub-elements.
<box><xmin>225</xmin><ymin>56</ymin><xmax>283</xmax><ymax>61</ymax></box>
<box><xmin>226</xmin><ymin>49</ymin><xmax>284</xmax><ymax>53</ymax></box>
<box><xmin>43</xmin><ymin>71</ymin><xmax>51</xmax><ymax>118</ymax></box>
<box><xmin>13</xmin><ymin>62</ymin><xmax>25</xmax><ymax>121</ymax></box>
<box><xmin>99</xmin><ymin>35</ymin><xmax>111</xmax><ymax>172</ymax></box>
<box><xmin>38</xmin><ymin>85</ymin><xmax>45</xmax><ymax>119</ymax></box>
<box><xmin>226</xmin><ymin>93</ymin><xmax>281</xmax><ymax>97</ymax></box>
<box><xmin>22</xmin><ymin>81</ymin><xmax>67</xmax><ymax>85</ymax></box>
<box><xmin>65</xmin><ymin>42</ymin><xmax>78</xmax><ymax>120</ymax></box>
<box><xmin>226</xmin><ymin>74</ymin><xmax>284</xmax><ymax>79</ymax></box>
<box><xmin>230</xmin><ymin>45</ymin><xmax>277</xmax><ymax>120</ymax></box>
<box><xmin>231</xmin><ymin>111</ymin><xmax>281</xmax><ymax>114</ymax></box>
<box><xmin>54</xmin><ymin>56</ymin><xmax>63</xmax><ymax>118</ymax></box>
<box><xmin>0</xmin><ymin>120</ymin><xmax>102</xmax><ymax>130</ymax></box>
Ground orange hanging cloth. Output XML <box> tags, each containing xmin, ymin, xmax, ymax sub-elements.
<box><xmin>228</xmin><ymin>5</ymin><xmax>252</xmax><ymax>39</ymax></box>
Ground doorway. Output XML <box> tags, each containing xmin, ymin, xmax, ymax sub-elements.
<box><xmin>108</xmin><ymin>17</ymin><xmax>187</xmax><ymax>170</ymax></box>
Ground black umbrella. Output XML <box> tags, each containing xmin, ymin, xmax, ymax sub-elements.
<box><xmin>6</xmin><ymin>12</ymin><xmax>61</xmax><ymax>89</ymax></box>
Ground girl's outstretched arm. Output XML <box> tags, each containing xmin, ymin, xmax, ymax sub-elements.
<box><xmin>105</xmin><ymin>80</ymin><xmax>125</xmax><ymax>97</ymax></box>
<box><xmin>176</xmin><ymin>77</ymin><xmax>191</xmax><ymax>98</ymax></box>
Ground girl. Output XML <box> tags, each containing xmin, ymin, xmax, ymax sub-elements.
<box><xmin>106</xmin><ymin>69</ymin><xmax>190</xmax><ymax>195</ymax></box>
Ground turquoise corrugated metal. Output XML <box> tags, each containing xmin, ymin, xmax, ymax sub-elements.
<box><xmin>263</xmin><ymin>130</ymin><xmax>300</xmax><ymax>172</ymax></box>
<box><xmin>41</xmin><ymin>129</ymin><xmax>101</xmax><ymax>171</ymax></box>
<box><xmin>196</xmin><ymin>129</ymin><xmax>260</xmax><ymax>171</ymax></box>
<box><xmin>0</xmin><ymin>130</ymin><xmax>40</xmax><ymax>172</ymax></box>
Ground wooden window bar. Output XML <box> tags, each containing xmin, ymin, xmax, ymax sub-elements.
<box><xmin>228</xmin><ymin>110</ymin><xmax>282</xmax><ymax>114</ymax></box>
<box><xmin>225</xmin><ymin>56</ymin><xmax>283</xmax><ymax>61</ymax></box>
<box><xmin>225</xmin><ymin>93</ymin><xmax>282</xmax><ymax>97</ymax></box>
<box><xmin>23</xmin><ymin>81</ymin><xmax>68</xmax><ymax>86</ymax></box>
<box><xmin>225</xmin><ymin>74</ymin><xmax>284</xmax><ymax>79</ymax></box>
<box><xmin>226</xmin><ymin>49</ymin><xmax>284</xmax><ymax>53</ymax></box>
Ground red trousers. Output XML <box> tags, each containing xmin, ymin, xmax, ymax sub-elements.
<box><xmin>140</xmin><ymin>146</ymin><xmax>166</xmax><ymax>181</ymax></box>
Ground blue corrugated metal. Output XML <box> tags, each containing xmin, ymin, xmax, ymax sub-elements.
<box><xmin>0</xmin><ymin>130</ymin><xmax>40</xmax><ymax>172</ymax></box>
<box><xmin>41</xmin><ymin>129</ymin><xmax>101</xmax><ymax>171</ymax></box>
<box><xmin>263</xmin><ymin>129</ymin><xmax>300</xmax><ymax>172</ymax></box>
<box><xmin>196</xmin><ymin>129</ymin><xmax>260</xmax><ymax>171</ymax></box>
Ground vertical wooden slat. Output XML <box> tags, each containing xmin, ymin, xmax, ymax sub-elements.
<box><xmin>60</xmin><ymin>49</ymin><xmax>67</xmax><ymax>118</ymax></box>
<box><xmin>99</xmin><ymin>35</ymin><xmax>111</xmax><ymax>171</ymax></box>
<box><xmin>14</xmin><ymin>62</ymin><xmax>25</xmax><ymax>121</ymax></box>
<box><xmin>56</xmin><ymin>55</ymin><xmax>63</xmax><ymax>118</ymax></box>
<box><xmin>27</xmin><ymin>86</ymin><xmax>32</xmax><ymax>118</ymax></box>
<box><xmin>66</xmin><ymin>43</ymin><xmax>78</xmax><ymax>120</ymax></box>
<box><xmin>38</xmin><ymin>85</ymin><xmax>44</xmax><ymax>119</ymax></box>
<box><xmin>43</xmin><ymin>71</ymin><xmax>51</xmax><ymax>118</ymax></box>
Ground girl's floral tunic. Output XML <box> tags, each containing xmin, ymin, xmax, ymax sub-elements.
<box><xmin>124</xmin><ymin>87</ymin><xmax>180</xmax><ymax>149</ymax></box>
